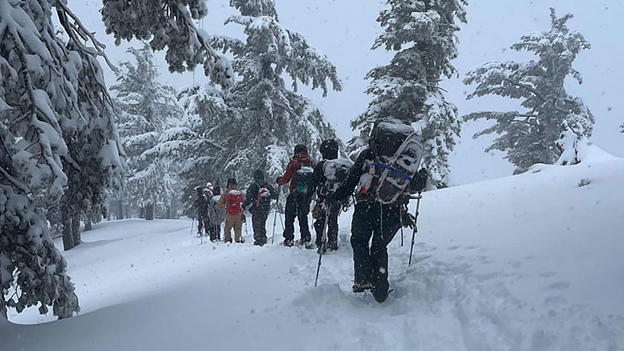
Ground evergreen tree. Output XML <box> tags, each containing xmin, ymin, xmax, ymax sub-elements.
<box><xmin>164</xmin><ymin>0</ymin><xmax>342</xmax><ymax>194</ymax></box>
<box><xmin>101</xmin><ymin>0</ymin><xmax>234</xmax><ymax>88</ymax></box>
<box><xmin>350</xmin><ymin>0</ymin><xmax>467</xmax><ymax>188</ymax></box>
<box><xmin>112</xmin><ymin>44</ymin><xmax>183</xmax><ymax>220</ymax></box>
<box><xmin>463</xmin><ymin>8</ymin><xmax>594</xmax><ymax>174</ymax></box>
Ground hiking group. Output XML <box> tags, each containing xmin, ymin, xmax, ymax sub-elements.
<box><xmin>193</xmin><ymin>118</ymin><xmax>428</xmax><ymax>302</ymax></box>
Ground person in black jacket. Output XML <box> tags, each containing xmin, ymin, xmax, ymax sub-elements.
<box><xmin>332</xmin><ymin>120</ymin><xmax>427</xmax><ymax>303</ymax></box>
<box><xmin>193</xmin><ymin>186</ymin><xmax>209</xmax><ymax>237</ymax></box>
<box><xmin>312</xmin><ymin>139</ymin><xmax>342</xmax><ymax>251</ymax></box>
<box><xmin>243</xmin><ymin>169</ymin><xmax>278</xmax><ymax>246</ymax></box>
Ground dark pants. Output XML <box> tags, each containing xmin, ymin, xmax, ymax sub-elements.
<box><xmin>283</xmin><ymin>193</ymin><xmax>312</xmax><ymax>242</ymax></box>
<box><xmin>208</xmin><ymin>221</ymin><xmax>220</xmax><ymax>241</ymax></box>
<box><xmin>350</xmin><ymin>201</ymin><xmax>401</xmax><ymax>299</ymax></box>
<box><xmin>314</xmin><ymin>200</ymin><xmax>341</xmax><ymax>248</ymax></box>
<box><xmin>252</xmin><ymin>210</ymin><xmax>269</xmax><ymax>244</ymax></box>
<box><xmin>197</xmin><ymin>213</ymin><xmax>209</xmax><ymax>235</ymax></box>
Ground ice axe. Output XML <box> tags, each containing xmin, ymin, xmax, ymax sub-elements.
<box><xmin>408</xmin><ymin>192</ymin><xmax>422</xmax><ymax>267</ymax></box>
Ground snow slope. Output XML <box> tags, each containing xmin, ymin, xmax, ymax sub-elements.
<box><xmin>2</xmin><ymin>158</ymin><xmax>624</xmax><ymax>350</ymax></box>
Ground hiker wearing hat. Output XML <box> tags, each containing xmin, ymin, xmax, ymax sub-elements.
<box><xmin>242</xmin><ymin>169</ymin><xmax>277</xmax><ymax>246</ymax></box>
<box><xmin>215</xmin><ymin>178</ymin><xmax>246</xmax><ymax>243</ymax></box>
<box><xmin>276</xmin><ymin>144</ymin><xmax>315</xmax><ymax>247</ymax></box>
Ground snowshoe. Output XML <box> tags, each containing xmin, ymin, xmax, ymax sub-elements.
<box><xmin>375</xmin><ymin>133</ymin><xmax>424</xmax><ymax>205</ymax></box>
<box><xmin>282</xmin><ymin>239</ymin><xmax>294</xmax><ymax>247</ymax></box>
<box><xmin>352</xmin><ymin>282</ymin><xmax>372</xmax><ymax>293</ymax></box>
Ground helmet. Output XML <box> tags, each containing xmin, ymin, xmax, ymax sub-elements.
<box><xmin>227</xmin><ymin>178</ymin><xmax>237</xmax><ymax>187</ymax></box>
<box><xmin>205</xmin><ymin>182</ymin><xmax>214</xmax><ymax>190</ymax></box>
<box><xmin>319</xmin><ymin>139</ymin><xmax>339</xmax><ymax>160</ymax></box>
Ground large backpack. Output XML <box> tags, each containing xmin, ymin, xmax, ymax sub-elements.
<box><xmin>255</xmin><ymin>185</ymin><xmax>272</xmax><ymax>208</ymax></box>
<box><xmin>356</xmin><ymin>120</ymin><xmax>424</xmax><ymax>204</ymax></box>
<box><xmin>226</xmin><ymin>190</ymin><xmax>243</xmax><ymax>216</ymax></box>
<box><xmin>320</xmin><ymin>159</ymin><xmax>354</xmax><ymax>197</ymax></box>
<box><xmin>294</xmin><ymin>162</ymin><xmax>315</xmax><ymax>196</ymax></box>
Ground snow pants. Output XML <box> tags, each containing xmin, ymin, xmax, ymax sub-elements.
<box><xmin>251</xmin><ymin>210</ymin><xmax>269</xmax><ymax>244</ymax></box>
<box><xmin>224</xmin><ymin>213</ymin><xmax>242</xmax><ymax>243</ymax></box>
<box><xmin>208</xmin><ymin>221</ymin><xmax>221</xmax><ymax>241</ymax></box>
<box><xmin>283</xmin><ymin>193</ymin><xmax>312</xmax><ymax>243</ymax></box>
<box><xmin>350</xmin><ymin>201</ymin><xmax>401</xmax><ymax>301</ymax></box>
<box><xmin>314</xmin><ymin>200</ymin><xmax>341</xmax><ymax>249</ymax></box>
<box><xmin>197</xmin><ymin>213</ymin><xmax>209</xmax><ymax>235</ymax></box>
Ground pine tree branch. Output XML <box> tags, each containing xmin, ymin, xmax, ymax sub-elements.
<box><xmin>503</xmin><ymin>79</ymin><xmax>546</xmax><ymax>102</ymax></box>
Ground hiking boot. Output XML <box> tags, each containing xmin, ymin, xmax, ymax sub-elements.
<box><xmin>282</xmin><ymin>239</ymin><xmax>294</xmax><ymax>247</ymax></box>
<box><xmin>352</xmin><ymin>282</ymin><xmax>372</xmax><ymax>293</ymax></box>
<box><xmin>371</xmin><ymin>285</ymin><xmax>390</xmax><ymax>303</ymax></box>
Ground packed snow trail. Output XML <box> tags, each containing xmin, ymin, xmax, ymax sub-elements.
<box><xmin>2</xmin><ymin>159</ymin><xmax>624</xmax><ymax>351</ymax></box>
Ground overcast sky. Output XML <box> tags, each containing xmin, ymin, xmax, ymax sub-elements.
<box><xmin>72</xmin><ymin>0</ymin><xmax>624</xmax><ymax>185</ymax></box>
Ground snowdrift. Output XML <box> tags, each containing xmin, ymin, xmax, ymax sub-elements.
<box><xmin>2</xmin><ymin>158</ymin><xmax>623</xmax><ymax>351</ymax></box>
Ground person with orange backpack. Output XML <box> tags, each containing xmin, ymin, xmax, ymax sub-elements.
<box><xmin>276</xmin><ymin>144</ymin><xmax>315</xmax><ymax>248</ymax></box>
<box><xmin>242</xmin><ymin>169</ymin><xmax>277</xmax><ymax>246</ymax></box>
<box><xmin>215</xmin><ymin>178</ymin><xmax>246</xmax><ymax>243</ymax></box>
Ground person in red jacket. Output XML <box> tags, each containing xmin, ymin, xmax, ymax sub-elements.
<box><xmin>276</xmin><ymin>144</ymin><xmax>315</xmax><ymax>247</ymax></box>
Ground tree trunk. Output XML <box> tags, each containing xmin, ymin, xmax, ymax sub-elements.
<box><xmin>117</xmin><ymin>200</ymin><xmax>124</xmax><ymax>220</ymax></box>
<box><xmin>139</xmin><ymin>206</ymin><xmax>145</xmax><ymax>219</ymax></box>
<box><xmin>84</xmin><ymin>218</ymin><xmax>93</xmax><ymax>231</ymax></box>
<box><xmin>61</xmin><ymin>200</ymin><xmax>74</xmax><ymax>251</ymax></box>
<box><xmin>145</xmin><ymin>204</ymin><xmax>154</xmax><ymax>221</ymax></box>
<box><xmin>71</xmin><ymin>215</ymin><xmax>81</xmax><ymax>247</ymax></box>
<box><xmin>1</xmin><ymin>299</ymin><xmax>8</xmax><ymax>322</ymax></box>
<box><xmin>165</xmin><ymin>206</ymin><xmax>171</xmax><ymax>219</ymax></box>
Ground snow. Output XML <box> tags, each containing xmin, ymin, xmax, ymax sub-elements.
<box><xmin>2</xmin><ymin>158</ymin><xmax>624</xmax><ymax>350</ymax></box>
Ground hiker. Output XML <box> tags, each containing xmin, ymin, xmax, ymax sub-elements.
<box><xmin>312</xmin><ymin>139</ymin><xmax>351</xmax><ymax>252</ymax></box>
<box><xmin>332</xmin><ymin>119</ymin><xmax>428</xmax><ymax>303</ymax></box>
<box><xmin>193</xmin><ymin>186</ymin><xmax>209</xmax><ymax>237</ymax></box>
<box><xmin>215</xmin><ymin>178</ymin><xmax>245</xmax><ymax>243</ymax></box>
<box><xmin>276</xmin><ymin>144</ymin><xmax>315</xmax><ymax>247</ymax></box>
<box><xmin>242</xmin><ymin>169</ymin><xmax>277</xmax><ymax>246</ymax></box>
<box><xmin>207</xmin><ymin>183</ymin><xmax>224</xmax><ymax>242</ymax></box>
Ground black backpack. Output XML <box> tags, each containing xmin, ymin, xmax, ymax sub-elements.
<box><xmin>294</xmin><ymin>162</ymin><xmax>315</xmax><ymax>196</ymax></box>
<box><xmin>320</xmin><ymin>159</ymin><xmax>354</xmax><ymax>197</ymax></box>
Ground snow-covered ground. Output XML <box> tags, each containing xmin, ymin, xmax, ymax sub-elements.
<box><xmin>2</xmin><ymin>158</ymin><xmax>624</xmax><ymax>351</ymax></box>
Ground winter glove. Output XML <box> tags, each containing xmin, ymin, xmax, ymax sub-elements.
<box><xmin>410</xmin><ymin>169</ymin><xmax>428</xmax><ymax>193</ymax></box>
<box><xmin>275</xmin><ymin>176</ymin><xmax>282</xmax><ymax>184</ymax></box>
<box><xmin>241</xmin><ymin>214</ymin><xmax>247</xmax><ymax>223</ymax></box>
<box><xmin>402</xmin><ymin>209</ymin><xmax>417</xmax><ymax>229</ymax></box>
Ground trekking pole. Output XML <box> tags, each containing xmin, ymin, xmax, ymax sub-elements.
<box><xmin>314</xmin><ymin>203</ymin><xmax>331</xmax><ymax>287</ymax></box>
<box><xmin>399</xmin><ymin>205</ymin><xmax>404</xmax><ymax>247</ymax></box>
<box><xmin>408</xmin><ymin>193</ymin><xmax>422</xmax><ymax>267</ymax></box>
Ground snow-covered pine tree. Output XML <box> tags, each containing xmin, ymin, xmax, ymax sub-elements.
<box><xmin>350</xmin><ymin>0</ymin><xmax>467</xmax><ymax>188</ymax></box>
<box><xmin>0</xmin><ymin>0</ymin><xmax>128</xmax><ymax>318</ymax></box>
<box><xmin>101</xmin><ymin>0</ymin><xmax>234</xmax><ymax>88</ymax></box>
<box><xmin>176</xmin><ymin>0</ymin><xmax>343</xmax><ymax>189</ymax></box>
<box><xmin>463</xmin><ymin>8</ymin><xmax>594</xmax><ymax>174</ymax></box>
<box><xmin>112</xmin><ymin>44</ymin><xmax>183</xmax><ymax>220</ymax></box>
